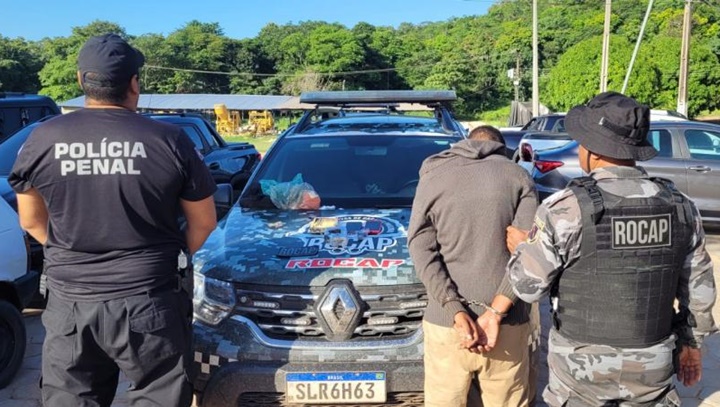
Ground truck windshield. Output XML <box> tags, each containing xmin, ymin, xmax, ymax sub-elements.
<box><xmin>240</xmin><ymin>135</ymin><xmax>460</xmax><ymax>209</ymax></box>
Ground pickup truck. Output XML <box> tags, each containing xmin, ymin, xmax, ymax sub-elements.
<box><xmin>147</xmin><ymin>113</ymin><xmax>261</xmax><ymax>195</ymax></box>
<box><xmin>0</xmin><ymin>93</ymin><xmax>60</xmax><ymax>143</ymax></box>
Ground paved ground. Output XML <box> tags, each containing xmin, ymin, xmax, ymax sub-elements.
<box><xmin>1</xmin><ymin>233</ymin><xmax>719</xmax><ymax>407</ymax></box>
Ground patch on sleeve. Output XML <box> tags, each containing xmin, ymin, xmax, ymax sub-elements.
<box><xmin>527</xmin><ymin>216</ymin><xmax>545</xmax><ymax>245</ymax></box>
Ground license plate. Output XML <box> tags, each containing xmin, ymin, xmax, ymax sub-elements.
<box><xmin>286</xmin><ymin>372</ymin><xmax>386</xmax><ymax>404</ymax></box>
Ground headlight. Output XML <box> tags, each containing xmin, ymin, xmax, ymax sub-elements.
<box><xmin>193</xmin><ymin>272</ymin><xmax>236</xmax><ymax>326</ymax></box>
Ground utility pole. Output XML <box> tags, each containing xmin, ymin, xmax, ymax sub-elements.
<box><xmin>677</xmin><ymin>0</ymin><xmax>693</xmax><ymax>117</ymax></box>
<box><xmin>600</xmin><ymin>0</ymin><xmax>612</xmax><ymax>93</ymax></box>
<box><xmin>532</xmin><ymin>0</ymin><xmax>539</xmax><ymax>116</ymax></box>
<box><xmin>622</xmin><ymin>0</ymin><xmax>655</xmax><ymax>94</ymax></box>
<box><xmin>515</xmin><ymin>52</ymin><xmax>521</xmax><ymax>102</ymax></box>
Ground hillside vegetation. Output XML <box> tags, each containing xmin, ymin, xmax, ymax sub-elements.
<box><xmin>1</xmin><ymin>0</ymin><xmax>719</xmax><ymax>119</ymax></box>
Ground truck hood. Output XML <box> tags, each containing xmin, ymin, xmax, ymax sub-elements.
<box><xmin>193</xmin><ymin>207</ymin><xmax>418</xmax><ymax>287</ymax></box>
<box><xmin>0</xmin><ymin>177</ymin><xmax>16</xmax><ymax>210</ymax></box>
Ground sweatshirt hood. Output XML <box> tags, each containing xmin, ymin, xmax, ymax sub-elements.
<box><xmin>420</xmin><ymin>139</ymin><xmax>506</xmax><ymax>175</ymax></box>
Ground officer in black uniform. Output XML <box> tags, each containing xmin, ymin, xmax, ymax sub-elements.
<box><xmin>10</xmin><ymin>34</ymin><xmax>218</xmax><ymax>407</ymax></box>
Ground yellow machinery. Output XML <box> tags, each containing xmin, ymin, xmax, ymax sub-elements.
<box><xmin>249</xmin><ymin>110</ymin><xmax>274</xmax><ymax>134</ymax></box>
<box><xmin>214</xmin><ymin>104</ymin><xmax>241</xmax><ymax>135</ymax></box>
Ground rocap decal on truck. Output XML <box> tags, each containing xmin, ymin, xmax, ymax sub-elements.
<box><xmin>284</xmin><ymin>215</ymin><xmax>407</xmax><ymax>268</ymax></box>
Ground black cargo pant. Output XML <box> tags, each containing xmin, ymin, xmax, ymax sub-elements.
<box><xmin>41</xmin><ymin>288</ymin><xmax>193</xmax><ymax>407</ymax></box>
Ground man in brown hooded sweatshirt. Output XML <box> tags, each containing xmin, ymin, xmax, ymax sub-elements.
<box><xmin>408</xmin><ymin>125</ymin><xmax>538</xmax><ymax>407</ymax></box>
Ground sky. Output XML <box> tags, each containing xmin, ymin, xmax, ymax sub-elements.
<box><xmin>1</xmin><ymin>0</ymin><xmax>496</xmax><ymax>41</ymax></box>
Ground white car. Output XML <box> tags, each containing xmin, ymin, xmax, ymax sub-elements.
<box><xmin>0</xmin><ymin>198</ymin><xmax>37</xmax><ymax>389</ymax></box>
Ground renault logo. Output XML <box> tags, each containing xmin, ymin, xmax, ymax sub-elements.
<box><xmin>316</xmin><ymin>281</ymin><xmax>363</xmax><ymax>341</ymax></box>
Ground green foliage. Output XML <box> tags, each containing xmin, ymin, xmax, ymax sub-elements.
<box><xmin>479</xmin><ymin>105</ymin><xmax>512</xmax><ymax>127</ymax></box>
<box><xmin>38</xmin><ymin>20</ymin><xmax>127</xmax><ymax>102</ymax></box>
<box><xmin>0</xmin><ymin>36</ymin><xmax>43</xmax><ymax>92</ymax></box>
<box><xmin>223</xmin><ymin>134</ymin><xmax>276</xmax><ymax>154</ymax></box>
<box><xmin>1</xmin><ymin>0</ymin><xmax>718</xmax><ymax>118</ymax></box>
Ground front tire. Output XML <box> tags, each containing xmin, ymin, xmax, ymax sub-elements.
<box><xmin>0</xmin><ymin>299</ymin><xmax>27</xmax><ymax>389</ymax></box>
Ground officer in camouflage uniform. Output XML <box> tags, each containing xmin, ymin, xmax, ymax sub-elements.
<box><xmin>484</xmin><ymin>92</ymin><xmax>716</xmax><ymax>406</ymax></box>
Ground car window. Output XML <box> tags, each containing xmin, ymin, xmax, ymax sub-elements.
<box><xmin>179</xmin><ymin>125</ymin><xmax>207</xmax><ymax>152</ymax></box>
<box><xmin>241</xmin><ymin>135</ymin><xmax>459</xmax><ymax>209</ymax></box>
<box><xmin>647</xmin><ymin>129</ymin><xmax>674</xmax><ymax>158</ymax></box>
<box><xmin>199</xmin><ymin>121</ymin><xmax>221</xmax><ymax>148</ymax></box>
<box><xmin>525</xmin><ymin>118</ymin><xmax>539</xmax><ymax>131</ymax></box>
<box><xmin>555</xmin><ymin>119</ymin><xmax>565</xmax><ymax>132</ymax></box>
<box><xmin>684</xmin><ymin>129</ymin><xmax>720</xmax><ymax>160</ymax></box>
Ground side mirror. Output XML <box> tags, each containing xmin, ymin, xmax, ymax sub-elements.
<box><xmin>213</xmin><ymin>183</ymin><xmax>233</xmax><ymax>220</ymax></box>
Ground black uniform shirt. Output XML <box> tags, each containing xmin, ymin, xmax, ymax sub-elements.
<box><xmin>9</xmin><ymin>108</ymin><xmax>217</xmax><ymax>301</ymax></box>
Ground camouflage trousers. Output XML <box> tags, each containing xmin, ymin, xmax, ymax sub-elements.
<box><xmin>543</xmin><ymin>330</ymin><xmax>680</xmax><ymax>407</ymax></box>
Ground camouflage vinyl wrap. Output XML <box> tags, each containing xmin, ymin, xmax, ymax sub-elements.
<box><xmin>193</xmin><ymin>208</ymin><xmax>419</xmax><ymax>286</ymax></box>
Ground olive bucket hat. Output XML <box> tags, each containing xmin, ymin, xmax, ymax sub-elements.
<box><xmin>564</xmin><ymin>92</ymin><xmax>657</xmax><ymax>161</ymax></box>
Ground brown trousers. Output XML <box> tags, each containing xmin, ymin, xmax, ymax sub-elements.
<box><xmin>423</xmin><ymin>320</ymin><xmax>531</xmax><ymax>407</ymax></box>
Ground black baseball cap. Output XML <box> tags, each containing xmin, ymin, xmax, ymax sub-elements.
<box><xmin>78</xmin><ymin>34</ymin><xmax>145</xmax><ymax>87</ymax></box>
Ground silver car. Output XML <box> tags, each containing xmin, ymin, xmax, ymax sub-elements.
<box><xmin>518</xmin><ymin>120</ymin><xmax>720</xmax><ymax>223</ymax></box>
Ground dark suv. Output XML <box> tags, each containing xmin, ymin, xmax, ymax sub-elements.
<box><xmin>191</xmin><ymin>91</ymin><xmax>465</xmax><ymax>406</ymax></box>
<box><xmin>0</xmin><ymin>93</ymin><xmax>60</xmax><ymax>143</ymax></box>
<box><xmin>148</xmin><ymin>113</ymin><xmax>261</xmax><ymax>194</ymax></box>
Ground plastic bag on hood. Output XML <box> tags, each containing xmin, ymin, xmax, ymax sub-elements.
<box><xmin>259</xmin><ymin>174</ymin><xmax>321</xmax><ymax>210</ymax></box>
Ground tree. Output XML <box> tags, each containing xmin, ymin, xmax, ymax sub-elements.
<box><xmin>131</xmin><ymin>33</ymin><xmax>172</xmax><ymax>94</ymax></box>
<box><xmin>0</xmin><ymin>36</ymin><xmax>43</xmax><ymax>92</ymax></box>
<box><xmin>160</xmin><ymin>21</ymin><xmax>234</xmax><ymax>93</ymax></box>
<box><xmin>228</xmin><ymin>39</ymin><xmax>277</xmax><ymax>95</ymax></box>
<box><xmin>543</xmin><ymin>36</ymin><xmax>635</xmax><ymax>110</ymax></box>
<box><xmin>38</xmin><ymin>21</ymin><xmax>127</xmax><ymax>102</ymax></box>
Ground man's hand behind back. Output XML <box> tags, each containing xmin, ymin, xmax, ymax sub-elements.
<box><xmin>474</xmin><ymin>311</ymin><xmax>501</xmax><ymax>353</ymax></box>
<box><xmin>454</xmin><ymin>311</ymin><xmax>486</xmax><ymax>351</ymax></box>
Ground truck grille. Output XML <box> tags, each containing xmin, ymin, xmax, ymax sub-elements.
<box><xmin>233</xmin><ymin>284</ymin><xmax>427</xmax><ymax>341</ymax></box>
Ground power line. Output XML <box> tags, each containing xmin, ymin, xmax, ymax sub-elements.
<box><xmin>143</xmin><ymin>50</ymin><xmax>519</xmax><ymax>79</ymax></box>
<box><xmin>144</xmin><ymin>65</ymin><xmax>399</xmax><ymax>77</ymax></box>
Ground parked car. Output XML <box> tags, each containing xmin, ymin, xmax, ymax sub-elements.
<box><xmin>504</xmin><ymin>110</ymin><xmax>686</xmax><ymax>159</ymax></box>
<box><xmin>0</xmin><ymin>93</ymin><xmax>60</xmax><ymax>143</ymax></box>
<box><xmin>191</xmin><ymin>90</ymin><xmax>465</xmax><ymax>406</ymax></box>
<box><xmin>500</xmin><ymin>113</ymin><xmax>566</xmax><ymax>159</ymax></box>
<box><xmin>518</xmin><ymin>120</ymin><xmax>720</xmax><ymax>223</ymax></box>
<box><xmin>0</xmin><ymin>118</ymin><xmax>56</xmax><ymax>273</ymax></box>
<box><xmin>147</xmin><ymin>113</ymin><xmax>261</xmax><ymax>195</ymax></box>
<box><xmin>0</xmin><ymin>198</ymin><xmax>37</xmax><ymax>389</ymax></box>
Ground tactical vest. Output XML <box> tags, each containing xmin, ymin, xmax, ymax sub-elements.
<box><xmin>552</xmin><ymin>176</ymin><xmax>694</xmax><ymax>348</ymax></box>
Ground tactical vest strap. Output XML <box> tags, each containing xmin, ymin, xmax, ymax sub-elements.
<box><xmin>651</xmin><ymin>177</ymin><xmax>694</xmax><ymax>225</ymax></box>
<box><xmin>567</xmin><ymin>177</ymin><xmax>604</xmax><ymax>223</ymax></box>
<box><xmin>567</xmin><ymin>177</ymin><xmax>604</xmax><ymax>257</ymax></box>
